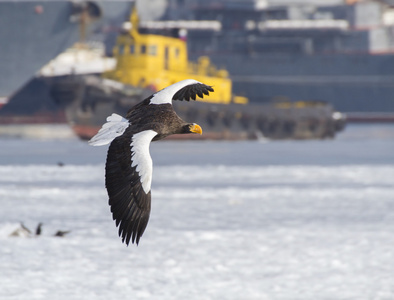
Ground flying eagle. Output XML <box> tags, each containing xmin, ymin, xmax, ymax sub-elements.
<box><xmin>89</xmin><ymin>79</ymin><xmax>214</xmax><ymax>245</ymax></box>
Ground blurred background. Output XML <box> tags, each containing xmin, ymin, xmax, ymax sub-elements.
<box><xmin>1</xmin><ymin>0</ymin><xmax>394</xmax><ymax>139</ymax></box>
<box><xmin>0</xmin><ymin>1</ymin><xmax>394</xmax><ymax>299</ymax></box>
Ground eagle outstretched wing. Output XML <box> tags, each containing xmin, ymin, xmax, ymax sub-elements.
<box><xmin>172</xmin><ymin>82</ymin><xmax>214</xmax><ymax>101</ymax></box>
<box><xmin>105</xmin><ymin>129</ymin><xmax>157</xmax><ymax>245</ymax></box>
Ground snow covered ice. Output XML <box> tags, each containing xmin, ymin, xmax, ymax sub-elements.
<box><xmin>1</xmin><ymin>124</ymin><xmax>394</xmax><ymax>299</ymax></box>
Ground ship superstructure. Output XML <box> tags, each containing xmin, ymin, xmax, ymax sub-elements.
<box><xmin>104</xmin><ymin>8</ymin><xmax>245</xmax><ymax>105</ymax></box>
<box><xmin>159</xmin><ymin>0</ymin><xmax>394</xmax><ymax>116</ymax></box>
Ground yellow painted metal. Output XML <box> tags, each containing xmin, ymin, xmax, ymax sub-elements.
<box><xmin>104</xmin><ymin>8</ymin><xmax>244</xmax><ymax>104</ymax></box>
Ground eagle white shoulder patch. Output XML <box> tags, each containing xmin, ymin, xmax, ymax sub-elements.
<box><xmin>149</xmin><ymin>79</ymin><xmax>201</xmax><ymax>105</ymax></box>
<box><xmin>130</xmin><ymin>130</ymin><xmax>158</xmax><ymax>193</ymax></box>
<box><xmin>89</xmin><ymin>113</ymin><xmax>129</xmax><ymax>146</ymax></box>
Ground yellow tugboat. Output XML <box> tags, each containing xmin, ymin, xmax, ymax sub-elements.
<box><xmin>51</xmin><ymin>7</ymin><xmax>345</xmax><ymax>140</ymax></box>
<box><xmin>105</xmin><ymin>8</ymin><xmax>247</xmax><ymax>105</ymax></box>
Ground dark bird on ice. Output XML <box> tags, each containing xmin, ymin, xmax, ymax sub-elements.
<box><xmin>35</xmin><ymin>222</ymin><xmax>43</xmax><ymax>236</ymax></box>
<box><xmin>54</xmin><ymin>230</ymin><xmax>71</xmax><ymax>237</ymax></box>
<box><xmin>9</xmin><ymin>222</ymin><xmax>31</xmax><ymax>237</ymax></box>
<box><xmin>20</xmin><ymin>222</ymin><xmax>31</xmax><ymax>235</ymax></box>
<box><xmin>89</xmin><ymin>79</ymin><xmax>213</xmax><ymax>246</ymax></box>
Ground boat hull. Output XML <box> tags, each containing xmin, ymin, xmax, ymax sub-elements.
<box><xmin>0</xmin><ymin>1</ymin><xmax>132</xmax><ymax>99</ymax></box>
<box><xmin>52</xmin><ymin>75</ymin><xmax>346</xmax><ymax>141</ymax></box>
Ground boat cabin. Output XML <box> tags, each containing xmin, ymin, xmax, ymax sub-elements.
<box><xmin>105</xmin><ymin>8</ymin><xmax>239</xmax><ymax>104</ymax></box>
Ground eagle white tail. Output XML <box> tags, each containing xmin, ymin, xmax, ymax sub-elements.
<box><xmin>88</xmin><ymin>113</ymin><xmax>129</xmax><ymax>146</ymax></box>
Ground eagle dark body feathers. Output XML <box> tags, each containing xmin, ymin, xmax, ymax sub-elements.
<box><xmin>126</xmin><ymin>102</ymin><xmax>187</xmax><ymax>141</ymax></box>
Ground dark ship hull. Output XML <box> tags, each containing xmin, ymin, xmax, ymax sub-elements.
<box><xmin>162</xmin><ymin>0</ymin><xmax>394</xmax><ymax>118</ymax></box>
<box><xmin>51</xmin><ymin>75</ymin><xmax>346</xmax><ymax>141</ymax></box>
<box><xmin>0</xmin><ymin>1</ymin><xmax>132</xmax><ymax>103</ymax></box>
<box><xmin>0</xmin><ymin>1</ymin><xmax>133</xmax><ymax>125</ymax></box>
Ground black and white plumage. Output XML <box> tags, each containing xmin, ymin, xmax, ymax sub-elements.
<box><xmin>89</xmin><ymin>79</ymin><xmax>213</xmax><ymax>245</ymax></box>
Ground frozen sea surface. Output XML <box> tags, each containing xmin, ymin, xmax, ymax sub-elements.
<box><xmin>0</xmin><ymin>124</ymin><xmax>394</xmax><ymax>299</ymax></box>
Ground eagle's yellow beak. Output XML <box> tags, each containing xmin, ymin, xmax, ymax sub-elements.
<box><xmin>190</xmin><ymin>123</ymin><xmax>203</xmax><ymax>135</ymax></box>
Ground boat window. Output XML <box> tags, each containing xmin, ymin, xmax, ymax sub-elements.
<box><xmin>119</xmin><ymin>45</ymin><xmax>125</xmax><ymax>55</ymax></box>
<box><xmin>164</xmin><ymin>46</ymin><xmax>169</xmax><ymax>70</ymax></box>
<box><xmin>129</xmin><ymin>44</ymin><xmax>135</xmax><ymax>54</ymax></box>
<box><xmin>149</xmin><ymin>45</ymin><xmax>157</xmax><ymax>56</ymax></box>
<box><xmin>141</xmin><ymin>45</ymin><xmax>147</xmax><ymax>54</ymax></box>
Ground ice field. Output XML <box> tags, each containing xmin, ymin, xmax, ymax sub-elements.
<box><xmin>0</xmin><ymin>124</ymin><xmax>394</xmax><ymax>299</ymax></box>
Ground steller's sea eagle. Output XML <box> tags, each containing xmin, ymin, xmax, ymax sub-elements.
<box><xmin>89</xmin><ymin>79</ymin><xmax>213</xmax><ymax>245</ymax></box>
